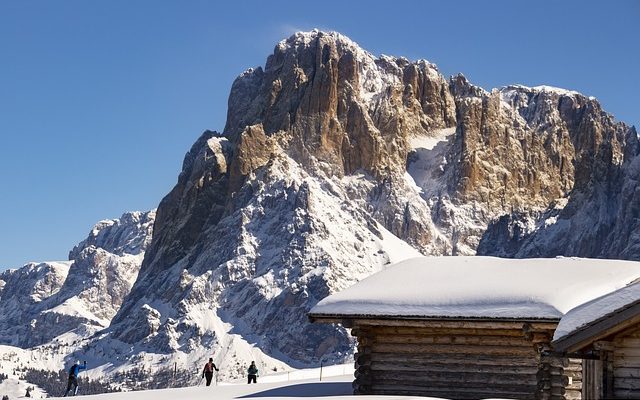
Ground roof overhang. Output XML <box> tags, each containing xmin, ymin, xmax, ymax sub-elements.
<box><xmin>309</xmin><ymin>312</ymin><xmax>559</xmax><ymax>330</ymax></box>
<box><xmin>552</xmin><ymin>300</ymin><xmax>640</xmax><ymax>353</ymax></box>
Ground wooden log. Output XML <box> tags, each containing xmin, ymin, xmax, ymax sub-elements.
<box><xmin>538</xmin><ymin>364</ymin><xmax>564</xmax><ymax>374</ymax></box>
<box><xmin>613</xmin><ymin>345</ymin><xmax>640</xmax><ymax>356</ymax></box>
<box><xmin>370</xmin><ymin>359</ymin><xmax>537</xmax><ymax>375</ymax></box>
<box><xmin>354</xmin><ymin>356</ymin><xmax>370</xmax><ymax>368</ymax></box>
<box><xmin>370</xmin><ymin>351</ymin><xmax>539</xmax><ymax>367</ymax></box>
<box><xmin>371</xmin><ymin>333</ymin><xmax>533</xmax><ymax>347</ymax></box>
<box><xmin>528</xmin><ymin>332</ymin><xmax>553</xmax><ymax>344</ymax></box>
<box><xmin>352</xmin><ymin>380</ymin><xmax>370</xmax><ymax>395</ymax></box>
<box><xmin>613</xmin><ymin>355</ymin><xmax>640</xmax><ymax>366</ymax></box>
<box><xmin>366</xmin><ymin>326</ymin><xmax>528</xmax><ymax>337</ymax></box>
<box><xmin>368</xmin><ymin>383</ymin><xmax>536</xmax><ymax>399</ymax></box>
<box><xmin>563</xmin><ymin>363</ymin><xmax>583</xmax><ymax>373</ymax></box>
<box><xmin>538</xmin><ymin>355</ymin><xmax>570</xmax><ymax>368</ymax></box>
<box><xmin>371</xmin><ymin>375</ymin><xmax>537</xmax><ymax>391</ymax></box>
<box><xmin>354</xmin><ymin>319</ymin><xmax>558</xmax><ymax>331</ymax></box>
<box><xmin>370</xmin><ymin>342</ymin><xmax>536</xmax><ymax>356</ymax></box>
<box><xmin>353</xmin><ymin>371</ymin><xmax>371</xmax><ymax>384</ymax></box>
<box><xmin>564</xmin><ymin>391</ymin><xmax>582</xmax><ymax>400</ymax></box>
<box><xmin>353</xmin><ymin>352</ymin><xmax>371</xmax><ymax>362</ymax></box>
<box><xmin>355</xmin><ymin>365</ymin><xmax>370</xmax><ymax>375</ymax></box>
<box><xmin>614</xmin><ymin>377</ymin><xmax>640</xmax><ymax>390</ymax></box>
<box><xmin>614</xmin><ymin>388</ymin><xmax>640</xmax><ymax>398</ymax></box>
<box><xmin>565</xmin><ymin>380</ymin><xmax>582</xmax><ymax>390</ymax></box>
<box><xmin>549</xmin><ymin>386</ymin><xmax>567</xmax><ymax>396</ymax></box>
<box><xmin>371</xmin><ymin>370</ymin><xmax>537</xmax><ymax>386</ymax></box>
<box><xmin>536</xmin><ymin>373</ymin><xmax>569</xmax><ymax>387</ymax></box>
<box><xmin>613</xmin><ymin>366</ymin><xmax>640</xmax><ymax>378</ymax></box>
<box><xmin>563</xmin><ymin>369</ymin><xmax>582</xmax><ymax>380</ymax></box>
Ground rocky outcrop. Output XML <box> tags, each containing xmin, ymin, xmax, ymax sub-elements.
<box><xmin>224</xmin><ymin>31</ymin><xmax>456</xmax><ymax>178</ymax></box>
<box><xmin>478</xmin><ymin>127</ymin><xmax>640</xmax><ymax>259</ymax></box>
<box><xmin>69</xmin><ymin>210</ymin><xmax>154</xmax><ymax>259</ymax></box>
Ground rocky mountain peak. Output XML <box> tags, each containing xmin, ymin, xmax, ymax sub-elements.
<box><xmin>3</xmin><ymin>31</ymin><xmax>634</xmax><ymax>388</ymax></box>
<box><xmin>69</xmin><ymin>210</ymin><xmax>156</xmax><ymax>259</ymax></box>
<box><xmin>224</xmin><ymin>30</ymin><xmax>456</xmax><ymax>183</ymax></box>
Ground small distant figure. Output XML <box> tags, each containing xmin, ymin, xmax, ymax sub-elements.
<box><xmin>63</xmin><ymin>360</ymin><xmax>86</xmax><ymax>397</ymax></box>
<box><xmin>247</xmin><ymin>361</ymin><xmax>258</xmax><ymax>384</ymax></box>
<box><xmin>201</xmin><ymin>357</ymin><xmax>219</xmax><ymax>387</ymax></box>
<box><xmin>2</xmin><ymin>395</ymin><xmax>8</xmax><ymax>400</ymax></box>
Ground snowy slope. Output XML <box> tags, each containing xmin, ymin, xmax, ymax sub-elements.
<box><xmin>47</xmin><ymin>375</ymin><xmax>438</xmax><ymax>400</ymax></box>
<box><xmin>80</xmin><ymin>153</ymin><xmax>424</xmax><ymax>384</ymax></box>
<box><xmin>0</xmin><ymin>344</ymin><xmax>68</xmax><ymax>398</ymax></box>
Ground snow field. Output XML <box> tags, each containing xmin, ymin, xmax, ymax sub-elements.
<box><xmin>47</xmin><ymin>375</ymin><xmax>440</xmax><ymax>400</ymax></box>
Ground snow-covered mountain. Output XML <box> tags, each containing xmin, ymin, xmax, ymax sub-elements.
<box><xmin>3</xmin><ymin>30</ymin><xmax>639</xmax><ymax>391</ymax></box>
<box><xmin>78</xmin><ymin>30</ymin><xmax>639</xmax><ymax>379</ymax></box>
<box><xmin>0</xmin><ymin>210</ymin><xmax>155</xmax><ymax>348</ymax></box>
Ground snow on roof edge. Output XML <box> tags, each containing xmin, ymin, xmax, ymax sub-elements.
<box><xmin>552</xmin><ymin>300</ymin><xmax>640</xmax><ymax>352</ymax></box>
<box><xmin>309</xmin><ymin>256</ymin><xmax>640</xmax><ymax>322</ymax></box>
<box><xmin>310</xmin><ymin>312</ymin><xmax>560</xmax><ymax>323</ymax></box>
<box><xmin>552</xmin><ymin>281</ymin><xmax>640</xmax><ymax>343</ymax></box>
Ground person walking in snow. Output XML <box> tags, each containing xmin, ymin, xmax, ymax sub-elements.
<box><xmin>247</xmin><ymin>361</ymin><xmax>258</xmax><ymax>384</ymax></box>
<box><xmin>202</xmin><ymin>357</ymin><xmax>219</xmax><ymax>386</ymax></box>
<box><xmin>63</xmin><ymin>360</ymin><xmax>86</xmax><ymax>397</ymax></box>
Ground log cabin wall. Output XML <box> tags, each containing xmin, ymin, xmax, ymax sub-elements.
<box><xmin>612</xmin><ymin>325</ymin><xmax>640</xmax><ymax>399</ymax></box>
<box><xmin>351</xmin><ymin>320</ymin><xmax>579</xmax><ymax>400</ymax></box>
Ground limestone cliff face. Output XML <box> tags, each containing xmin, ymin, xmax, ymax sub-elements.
<box><xmin>103</xmin><ymin>30</ymin><xmax>639</xmax><ymax>370</ymax></box>
<box><xmin>224</xmin><ymin>31</ymin><xmax>456</xmax><ymax>178</ymax></box>
<box><xmin>451</xmin><ymin>80</ymin><xmax>630</xmax><ymax>208</ymax></box>
<box><xmin>477</xmin><ymin>125</ymin><xmax>640</xmax><ymax>259</ymax></box>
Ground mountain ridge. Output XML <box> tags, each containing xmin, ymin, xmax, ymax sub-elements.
<box><xmin>101</xmin><ymin>29</ymin><xmax>639</xmax><ymax>372</ymax></box>
<box><xmin>1</xmin><ymin>30</ymin><xmax>638</xmax><ymax>389</ymax></box>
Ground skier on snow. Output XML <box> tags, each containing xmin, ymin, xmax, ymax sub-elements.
<box><xmin>63</xmin><ymin>360</ymin><xmax>86</xmax><ymax>397</ymax></box>
<box><xmin>247</xmin><ymin>361</ymin><xmax>258</xmax><ymax>384</ymax></box>
<box><xmin>202</xmin><ymin>357</ymin><xmax>219</xmax><ymax>386</ymax></box>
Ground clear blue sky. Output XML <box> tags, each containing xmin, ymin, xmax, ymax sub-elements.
<box><xmin>1</xmin><ymin>1</ymin><xmax>638</xmax><ymax>270</ymax></box>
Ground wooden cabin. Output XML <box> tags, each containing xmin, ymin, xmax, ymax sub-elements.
<box><xmin>552</xmin><ymin>282</ymin><xmax>640</xmax><ymax>399</ymax></box>
<box><xmin>309</xmin><ymin>256</ymin><xmax>640</xmax><ymax>400</ymax></box>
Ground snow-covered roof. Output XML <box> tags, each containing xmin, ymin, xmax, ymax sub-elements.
<box><xmin>553</xmin><ymin>281</ymin><xmax>640</xmax><ymax>343</ymax></box>
<box><xmin>309</xmin><ymin>256</ymin><xmax>640</xmax><ymax>321</ymax></box>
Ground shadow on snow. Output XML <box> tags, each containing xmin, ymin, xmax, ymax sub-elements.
<box><xmin>238</xmin><ymin>382</ymin><xmax>352</xmax><ymax>398</ymax></box>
